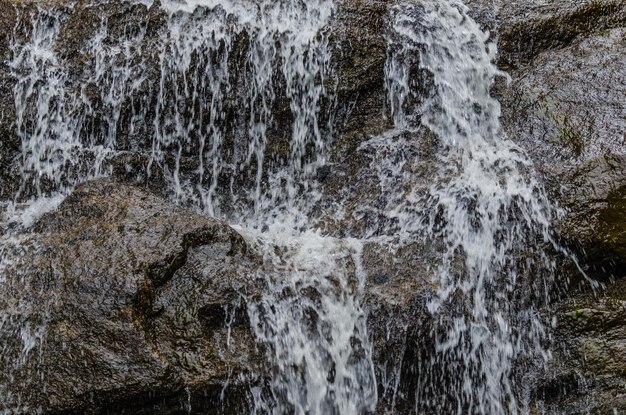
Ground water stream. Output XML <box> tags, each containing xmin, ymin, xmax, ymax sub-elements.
<box><xmin>390</xmin><ymin>1</ymin><xmax>548</xmax><ymax>412</ymax></box>
<box><xmin>0</xmin><ymin>0</ymin><xmax>581</xmax><ymax>414</ymax></box>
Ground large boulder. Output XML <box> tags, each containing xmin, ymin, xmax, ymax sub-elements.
<box><xmin>0</xmin><ymin>179</ymin><xmax>262</xmax><ymax>414</ymax></box>
<box><xmin>0</xmin><ymin>178</ymin><xmax>438</xmax><ymax>414</ymax></box>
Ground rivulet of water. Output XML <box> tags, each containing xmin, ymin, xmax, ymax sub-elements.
<box><xmin>150</xmin><ymin>0</ymin><xmax>336</xmax><ymax>219</ymax></box>
<box><xmin>11</xmin><ymin>6</ymin><xmax>79</xmax><ymax>200</ymax></box>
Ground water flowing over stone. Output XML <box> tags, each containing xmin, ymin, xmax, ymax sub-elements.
<box><xmin>0</xmin><ymin>0</ymin><xmax>621</xmax><ymax>414</ymax></box>
<box><xmin>384</xmin><ymin>1</ymin><xmax>594</xmax><ymax>413</ymax></box>
<box><xmin>2</xmin><ymin>1</ymin><xmax>376</xmax><ymax>413</ymax></box>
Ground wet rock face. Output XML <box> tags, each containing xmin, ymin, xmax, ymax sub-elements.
<box><xmin>556</xmin><ymin>154</ymin><xmax>626</xmax><ymax>276</ymax></box>
<box><xmin>0</xmin><ymin>179</ymin><xmax>262</xmax><ymax>414</ymax></box>
<box><xmin>0</xmin><ymin>0</ymin><xmax>392</xmax><ymax>206</ymax></box>
<box><xmin>0</xmin><ymin>0</ymin><xmax>624</xmax><ymax>414</ymax></box>
<box><xmin>0</xmin><ymin>0</ymin><xmax>622</xmax><ymax>227</ymax></box>
<box><xmin>493</xmin><ymin>10</ymin><xmax>626</xmax><ymax>278</ymax></box>
<box><xmin>534</xmin><ymin>278</ymin><xmax>626</xmax><ymax>415</ymax></box>
<box><xmin>499</xmin><ymin>27</ymin><xmax>626</xmax><ymax>170</ymax></box>
<box><xmin>468</xmin><ymin>0</ymin><xmax>626</xmax><ymax>69</ymax></box>
<box><xmin>333</xmin><ymin>0</ymin><xmax>391</xmax><ymax>140</ymax></box>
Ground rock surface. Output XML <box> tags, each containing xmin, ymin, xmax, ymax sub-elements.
<box><xmin>556</xmin><ymin>154</ymin><xmax>626</xmax><ymax>275</ymax></box>
<box><xmin>534</xmin><ymin>278</ymin><xmax>626</xmax><ymax>415</ymax></box>
<box><xmin>468</xmin><ymin>0</ymin><xmax>626</xmax><ymax>69</ymax></box>
<box><xmin>0</xmin><ymin>0</ymin><xmax>624</xmax><ymax>413</ymax></box>
<box><xmin>0</xmin><ymin>179</ymin><xmax>262</xmax><ymax>414</ymax></box>
<box><xmin>488</xmin><ymin>1</ymin><xmax>626</xmax><ymax>276</ymax></box>
<box><xmin>0</xmin><ymin>1</ymin><xmax>19</xmax><ymax>199</ymax></box>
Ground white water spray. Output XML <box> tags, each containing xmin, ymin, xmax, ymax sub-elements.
<box><xmin>384</xmin><ymin>1</ymin><xmax>588</xmax><ymax>414</ymax></box>
<box><xmin>1</xmin><ymin>1</ymin><xmax>376</xmax><ymax>414</ymax></box>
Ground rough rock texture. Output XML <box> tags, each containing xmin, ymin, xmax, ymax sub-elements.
<box><xmin>0</xmin><ymin>0</ymin><xmax>625</xmax><ymax>413</ymax></box>
<box><xmin>500</xmin><ymin>28</ymin><xmax>625</xmax><ymax>165</ymax></box>
<box><xmin>0</xmin><ymin>180</ymin><xmax>262</xmax><ymax>414</ymax></box>
<box><xmin>486</xmin><ymin>1</ymin><xmax>626</xmax><ymax>283</ymax></box>
<box><xmin>556</xmin><ymin>154</ymin><xmax>626</xmax><ymax>274</ymax></box>
<box><xmin>533</xmin><ymin>278</ymin><xmax>626</xmax><ymax>415</ymax></box>
<box><xmin>468</xmin><ymin>0</ymin><xmax>626</xmax><ymax>69</ymax></box>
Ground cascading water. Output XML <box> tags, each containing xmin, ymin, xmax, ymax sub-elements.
<box><xmin>384</xmin><ymin>1</ymin><xmax>594</xmax><ymax>414</ymax></box>
<box><xmin>0</xmin><ymin>0</ymin><xmax>590</xmax><ymax>413</ymax></box>
<box><xmin>1</xmin><ymin>0</ymin><xmax>376</xmax><ymax>413</ymax></box>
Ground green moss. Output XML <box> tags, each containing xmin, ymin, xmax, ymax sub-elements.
<box><xmin>549</xmin><ymin>125</ymin><xmax>585</xmax><ymax>157</ymax></box>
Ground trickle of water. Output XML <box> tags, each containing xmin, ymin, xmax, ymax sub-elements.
<box><xmin>10</xmin><ymin>6</ymin><xmax>80</xmax><ymax>199</ymax></box>
<box><xmin>145</xmin><ymin>0</ymin><xmax>337</xmax><ymax>219</ymax></box>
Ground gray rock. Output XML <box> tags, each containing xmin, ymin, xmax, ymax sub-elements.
<box><xmin>0</xmin><ymin>177</ymin><xmax>440</xmax><ymax>414</ymax></box>
<box><xmin>532</xmin><ymin>278</ymin><xmax>626</xmax><ymax>415</ymax></box>
<box><xmin>556</xmin><ymin>154</ymin><xmax>626</xmax><ymax>275</ymax></box>
<box><xmin>0</xmin><ymin>179</ymin><xmax>263</xmax><ymax>414</ymax></box>
<box><xmin>499</xmin><ymin>27</ymin><xmax>626</xmax><ymax>169</ymax></box>
<box><xmin>468</xmin><ymin>0</ymin><xmax>626</xmax><ymax>69</ymax></box>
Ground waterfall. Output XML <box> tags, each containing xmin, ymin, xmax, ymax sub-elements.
<box><xmin>2</xmin><ymin>1</ymin><xmax>376</xmax><ymax>413</ymax></box>
<box><xmin>0</xmin><ymin>0</ymin><xmax>589</xmax><ymax>413</ymax></box>
<box><xmin>384</xmin><ymin>1</ymin><xmax>593</xmax><ymax>414</ymax></box>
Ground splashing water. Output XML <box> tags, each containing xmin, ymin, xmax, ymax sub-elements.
<box><xmin>244</xmin><ymin>228</ymin><xmax>376</xmax><ymax>414</ymax></box>
<box><xmin>384</xmin><ymin>1</ymin><xmax>594</xmax><ymax>414</ymax></box>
